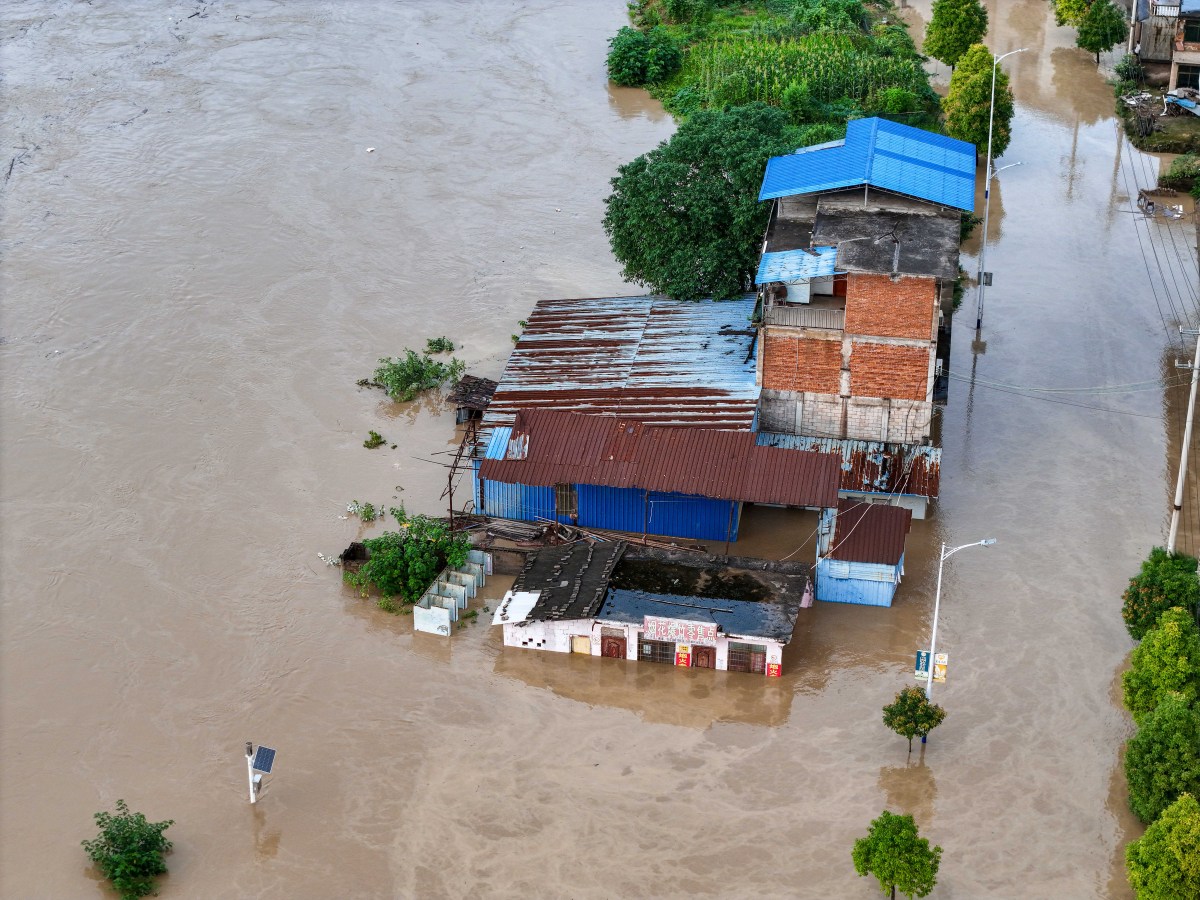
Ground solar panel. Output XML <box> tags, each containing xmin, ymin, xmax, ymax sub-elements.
<box><xmin>251</xmin><ymin>745</ymin><xmax>276</xmax><ymax>774</ymax></box>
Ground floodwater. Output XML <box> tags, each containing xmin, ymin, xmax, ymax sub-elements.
<box><xmin>0</xmin><ymin>1</ymin><xmax>1194</xmax><ymax>897</ymax></box>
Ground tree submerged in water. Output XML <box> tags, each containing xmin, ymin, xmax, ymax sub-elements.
<box><xmin>344</xmin><ymin>505</ymin><xmax>471</xmax><ymax>609</ymax></box>
<box><xmin>852</xmin><ymin>810</ymin><xmax>942</xmax><ymax>899</ymax></box>
<box><xmin>81</xmin><ymin>800</ymin><xmax>174</xmax><ymax>900</ymax></box>
<box><xmin>883</xmin><ymin>686</ymin><xmax>947</xmax><ymax>753</ymax></box>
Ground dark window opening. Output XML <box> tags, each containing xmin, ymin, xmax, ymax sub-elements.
<box><xmin>728</xmin><ymin>642</ymin><xmax>767</xmax><ymax>674</ymax></box>
<box><xmin>638</xmin><ymin>638</ymin><xmax>675</xmax><ymax>665</ymax></box>
<box><xmin>1179</xmin><ymin>64</ymin><xmax>1200</xmax><ymax>90</ymax></box>
<box><xmin>554</xmin><ymin>482</ymin><xmax>577</xmax><ymax>519</ymax></box>
<box><xmin>1184</xmin><ymin>20</ymin><xmax>1200</xmax><ymax>43</ymax></box>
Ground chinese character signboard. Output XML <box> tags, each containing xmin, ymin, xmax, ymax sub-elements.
<box><xmin>643</xmin><ymin>616</ymin><xmax>717</xmax><ymax>645</ymax></box>
<box><xmin>675</xmin><ymin>644</ymin><xmax>691</xmax><ymax>667</ymax></box>
<box><xmin>766</xmin><ymin>663</ymin><xmax>782</xmax><ymax>678</ymax></box>
<box><xmin>933</xmin><ymin>652</ymin><xmax>948</xmax><ymax>683</ymax></box>
<box><xmin>915</xmin><ymin>651</ymin><xmax>930</xmax><ymax>681</ymax></box>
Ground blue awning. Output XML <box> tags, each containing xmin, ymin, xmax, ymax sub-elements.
<box><xmin>755</xmin><ymin>246</ymin><xmax>840</xmax><ymax>285</ymax></box>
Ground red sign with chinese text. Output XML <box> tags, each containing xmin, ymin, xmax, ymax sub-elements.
<box><xmin>766</xmin><ymin>663</ymin><xmax>782</xmax><ymax>678</ymax></box>
<box><xmin>675</xmin><ymin>647</ymin><xmax>691</xmax><ymax>667</ymax></box>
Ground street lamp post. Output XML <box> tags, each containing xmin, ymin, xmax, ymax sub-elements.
<box><xmin>975</xmin><ymin>47</ymin><xmax>1027</xmax><ymax>332</ymax></box>
<box><xmin>974</xmin><ymin>162</ymin><xmax>1022</xmax><ymax>333</ymax></box>
<box><xmin>923</xmin><ymin>538</ymin><xmax>996</xmax><ymax>740</ymax></box>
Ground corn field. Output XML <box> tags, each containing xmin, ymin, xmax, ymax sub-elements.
<box><xmin>679</xmin><ymin>35</ymin><xmax>928</xmax><ymax>107</ymax></box>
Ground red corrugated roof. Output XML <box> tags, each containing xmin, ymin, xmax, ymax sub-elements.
<box><xmin>826</xmin><ymin>499</ymin><xmax>912</xmax><ymax>565</ymax></box>
<box><xmin>479</xmin><ymin>409</ymin><xmax>841</xmax><ymax>508</ymax></box>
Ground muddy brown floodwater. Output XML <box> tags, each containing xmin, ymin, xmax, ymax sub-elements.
<box><xmin>1</xmin><ymin>1</ymin><xmax>1196</xmax><ymax>897</ymax></box>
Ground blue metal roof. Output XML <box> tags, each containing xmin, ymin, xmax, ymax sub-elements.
<box><xmin>596</xmin><ymin>589</ymin><xmax>799</xmax><ymax>643</ymax></box>
<box><xmin>755</xmin><ymin>246</ymin><xmax>840</xmax><ymax>285</ymax></box>
<box><xmin>759</xmin><ymin>118</ymin><xmax>977</xmax><ymax>212</ymax></box>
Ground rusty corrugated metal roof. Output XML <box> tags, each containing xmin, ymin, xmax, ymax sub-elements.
<box><xmin>826</xmin><ymin>499</ymin><xmax>912</xmax><ymax>565</ymax></box>
<box><xmin>483</xmin><ymin>296</ymin><xmax>760</xmax><ymax>431</ymax></box>
<box><xmin>755</xmin><ymin>433</ymin><xmax>940</xmax><ymax>499</ymax></box>
<box><xmin>479</xmin><ymin>409</ymin><xmax>841</xmax><ymax>508</ymax></box>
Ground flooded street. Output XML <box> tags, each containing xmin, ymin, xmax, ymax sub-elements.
<box><xmin>0</xmin><ymin>1</ymin><xmax>1194</xmax><ymax>897</ymax></box>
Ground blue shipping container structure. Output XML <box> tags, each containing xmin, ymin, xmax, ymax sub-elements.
<box><xmin>475</xmin><ymin>410</ymin><xmax>838</xmax><ymax>543</ymax></box>
<box><xmin>816</xmin><ymin>499</ymin><xmax>913</xmax><ymax>607</ymax></box>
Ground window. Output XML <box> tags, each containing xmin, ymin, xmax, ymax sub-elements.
<box><xmin>1179</xmin><ymin>64</ymin><xmax>1200</xmax><ymax>90</ymax></box>
<box><xmin>1184</xmin><ymin>19</ymin><xmax>1200</xmax><ymax>43</ymax></box>
<box><xmin>727</xmin><ymin>642</ymin><xmax>767</xmax><ymax>674</ymax></box>
<box><xmin>638</xmin><ymin>638</ymin><xmax>675</xmax><ymax>665</ymax></box>
<box><xmin>554</xmin><ymin>482</ymin><xmax>577</xmax><ymax>519</ymax></box>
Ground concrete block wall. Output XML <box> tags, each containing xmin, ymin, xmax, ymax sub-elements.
<box><xmin>759</xmin><ymin>390</ymin><xmax>932</xmax><ymax>443</ymax></box>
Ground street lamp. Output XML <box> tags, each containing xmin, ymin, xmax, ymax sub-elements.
<box><xmin>923</xmin><ymin>538</ymin><xmax>996</xmax><ymax>740</ymax></box>
<box><xmin>975</xmin><ymin>47</ymin><xmax>1027</xmax><ymax>332</ymax></box>
<box><xmin>974</xmin><ymin>162</ymin><xmax>1022</xmax><ymax>333</ymax></box>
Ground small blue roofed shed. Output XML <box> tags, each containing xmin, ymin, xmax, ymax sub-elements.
<box><xmin>816</xmin><ymin>499</ymin><xmax>913</xmax><ymax>607</ymax></box>
<box><xmin>755</xmin><ymin>246</ymin><xmax>840</xmax><ymax>286</ymax></box>
<box><xmin>759</xmin><ymin>118</ymin><xmax>977</xmax><ymax>212</ymax></box>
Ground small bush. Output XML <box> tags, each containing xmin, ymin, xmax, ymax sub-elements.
<box><xmin>1161</xmin><ymin>153</ymin><xmax>1200</xmax><ymax>190</ymax></box>
<box><xmin>372</xmin><ymin>351</ymin><xmax>465</xmax><ymax>402</ymax></box>
<box><xmin>363</xmin><ymin>430</ymin><xmax>385</xmax><ymax>449</ymax></box>
<box><xmin>959</xmin><ymin>212</ymin><xmax>982</xmax><ymax>242</ymax></box>
<box><xmin>869</xmin><ymin>86</ymin><xmax>921</xmax><ymax>116</ymax></box>
<box><xmin>1115</xmin><ymin>53</ymin><xmax>1144</xmax><ymax>84</ymax></box>
<box><xmin>347</xmin><ymin>500</ymin><xmax>377</xmax><ymax>522</ymax></box>
<box><xmin>606</xmin><ymin>26</ymin><xmax>683</xmax><ymax>86</ymax></box>
<box><xmin>82</xmin><ymin>800</ymin><xmax>173</xmax><ymax>900</ymax></box>
<box><xmin>425</xmin><ymin>336</ymin><xmax>455</xmax><ymax>353</ymax></box>
<box><xmin>343</xmin><ymin>505</ymin><xmax>471</xmax><ymax>605</ymax></box>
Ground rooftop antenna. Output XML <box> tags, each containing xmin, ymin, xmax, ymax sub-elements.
<box><xmin>244</xmin><ymin>742</ymin><xmax>277</xmax><ymax>804</ymax></box>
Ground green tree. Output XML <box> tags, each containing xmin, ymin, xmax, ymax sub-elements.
<box><xmin>81</xmin><ymin>800</ymin><xmax>174</xmax><ymax>900</ymax></box>
<box><xmin>1051</xmin><ymin>0</ymin><xmax>1091</xmax><ymax>27</ymax></box>
<box><xmin>606</xmin><ymin>26</ymin><xmax>683</xmax><ymax>87</ymax></box>
<box><xmin>1122</xmin><ymin>547</ymin><xmax>1200</xmax><ymax>640</ymax></box>
<box><xmin>1123</xmin><ymin>607</ymin><xmax>1200</xmax><ymax>725</ymax></box>
<box><xmin>603</xmin><ymin>103</ymin><xmax>799</xmax><ymax>301</ymax></box>
<box><xmin>343</xmin><ymin>506</ymin><xmax>471</xmax><ymax>607</ymax></box>
<box><xmin>922</xmin><ymin>0</ymin><xmax>988</xmax><ymax>69</ymax></box>
<box><xmin>851</xmin><ymin>810</ymin><xmax>942</xmax><ymax>899</ymax></box>
<box><xmin>1126</xmin><ymin>792</ymin><xmax>1200</xmax><ymax>900</ymax></box>
<box><xmin>943</xmin><ymin>43</ymin><xmax>1015</xmax><ymax>157</ymax></box>
<box><xmin>883</xmin><ymin>686</ymin><xmax>947</xmax><ymax>752</ymax></box>
<box><xmin>1125</xmin><ymin>694</ymin><xmax>1200</xmax><ymax>823</ymax></box>
<box><xmin>1076</xmin><ymin>0</ymin><xmax>1128</xmax><ymax>64</ymax></box>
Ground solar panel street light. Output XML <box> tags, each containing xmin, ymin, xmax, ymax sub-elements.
<box><xmin>245</xmin><ymin>742</ymin><xmax>277</xmax><ymax>804</ymax></box>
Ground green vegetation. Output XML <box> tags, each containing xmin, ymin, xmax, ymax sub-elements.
<box><xmin>1122</xmin><ymin>607</ymin><xmax>1200</xmax><ymax>725</ymax></box>
<box><xmin>363</xmin><ymin>430</ymin><xmax>386</xmax><ymax>449</ymax></box>
<box><xmin>851</xmin><ymin>810</ymin><xmax>942</xmax><ymax>899</ymax></box>
<box><xmin>882</xmin><ymin>686</ymin><xmax>947</xmax><ymax>753</ymax></box>
<box><xmin>348</xmin><ymin>500</ymin><xmax>378</xmax><ymax>523</ymax></box>
<box><xmin>424</xmin><ymin>336</ymin><xmax>456</xmax><ymax>353</ymax></box>
<box><xmin>1126</xmin><ymin>792</ymin><xmax>1200</xmax><ymax>900</ymax></box>
<box><xmin>607</xmin><ymin>25</ymin><xmax>683</xmax><ymax>86</ymax></box>
<box><xmin>1160</xmin><ymin>153</ymin><xmax>1200</xmax><ymax>199</ymax></box>
<box><xmin>603</xmin><ymin>102</ymin><xmax>800</xmax><ymax>300</ymax></box>
<box><xmin>1114</xmin><ymin>53</ymin><xmax>1144</xmax><ymax>85</ymax></box>
<box><xmin>943</xmin><ymin>43</ymin><xmax>1015</xmax><ymax>156</ymax></box>
<box><xmin>1051</xmin><ymin>0</ymin><xmax>1090</xmax><ymax>27</ymax></box>
<box><xmin>81</xmin><ymin>800</ymin><xmax>174</xmax><ymax>900</ymax></box>
<box><xmin>922</xmin><ymin>0</ymin><xmax>988</xmax><ymax>70</ymax></box>
<box><xmin>344</xmin><ymin>506</ymin><xmax>470</xmax><ymax>608</ymax></box>
<box><xmin>1125</xmin><ymin>693</ymin><xmax>1200</xmax><ymax>824</ymax></box>
<box><xmin>372</xmin><ymin>350</ymin><xmax>465</xmax><ymax>402</ymax></box>
<box><xmin>1122</xmin><ymin>547</ymin><xmax>1200</xmax><ymax>640</ymax></box>
<box><xmin>1076</xmin><ymin>0</ymin><xmax>1128</xmax><ymax>64</ymax></box>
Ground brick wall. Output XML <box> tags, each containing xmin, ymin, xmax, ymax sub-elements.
<box><xmin>762</xmin><ymin>333</ymin><xmax>842</xmax><ymax>393</ymax></box>
<box><xmin>845</xmin><ymin>274</ymin><xmax>937</xmax><ymax>340</ymax></box>
<box><xmin>850</xmin><ymin>343</ymin><xmax>929</xmax><ymax>401</ymax></box>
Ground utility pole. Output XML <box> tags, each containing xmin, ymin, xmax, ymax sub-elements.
<box><xmin>1168</xmin><ymin>327</ymin><xmax>1200</xmax><ymax>553</ymax></box>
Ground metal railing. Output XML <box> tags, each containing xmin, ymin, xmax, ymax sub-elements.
<box><xmin>763</xmin><ymin>304</ymin><xmax>845</xmax><ymax>330</ymax></box>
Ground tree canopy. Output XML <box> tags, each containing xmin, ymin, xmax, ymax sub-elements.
<box><xmin>1122</xmin><ymin>547</ymin><xmax>1200</xmax><ymax>640</ymax></box>
<box><xmin>922</xmin><ymin>0</ymin><xmax>988</xmax><ymax>69</ymax></box>
<box><xmin>603</xmin><ymin>102</ymin><xmax>800</xmax><ymax>301</ymax></box>
<box><xmin>851</xmin><ymin>810</ymin><xmax>942</xmax><ymax>899</ymax></box>
<box><xmin>942</xmin><ymin>43</ymin><xmax>1015</xmax><ymax>158</ymax></box>
<box><xmin>1123</xmin><ymin>607</ymin><xmax>1200</xmax><ymax>725</ymax></box>
<box><xmin>883</xmin><ymin>686</ymin><xmax>947</xmax><ymax>752</ymax></box>
<box><xmin>1126</xmin><ymin>792</ymin><xmax>1200</xmax><ymax>900</ymax></box>
<box><xmin>81</xmin><ymin>800</ymin><xmax>174</xmax><ymax>900</ymax></box>
<box><xmin>1051</xmin><ymin>0</ymin><xmax>1090</xmax><ymax>27</ymax></box>
<box><xmin>1076</xmin><ymin>0</ymin><xmax>1129</xmax><ymax>64</ymax></box>
<box><xmin>1125</xmin><ymin>694</ymin><xmax>1200</xmax><ymax>824</ymax></box>
<box><xmin>606</xmin><ymin>26</ymin><xmax>683</xmax><ymax>87</ymax></box>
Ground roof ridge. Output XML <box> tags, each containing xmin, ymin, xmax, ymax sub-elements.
<box><xmin>863</xmin><ymin>116</ymin><xmax>881</xmax><ymax>183</ymax></box>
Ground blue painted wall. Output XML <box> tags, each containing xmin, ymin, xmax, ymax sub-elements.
<box><xmin>479</xmin><ymin>478</ymin><xmax>556</xmax><ymax>523</ymax></box>
<box><xmin>815</xmin><ymin>556</ymin><xmax>903</xmax><ymax>607</ymax></box>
